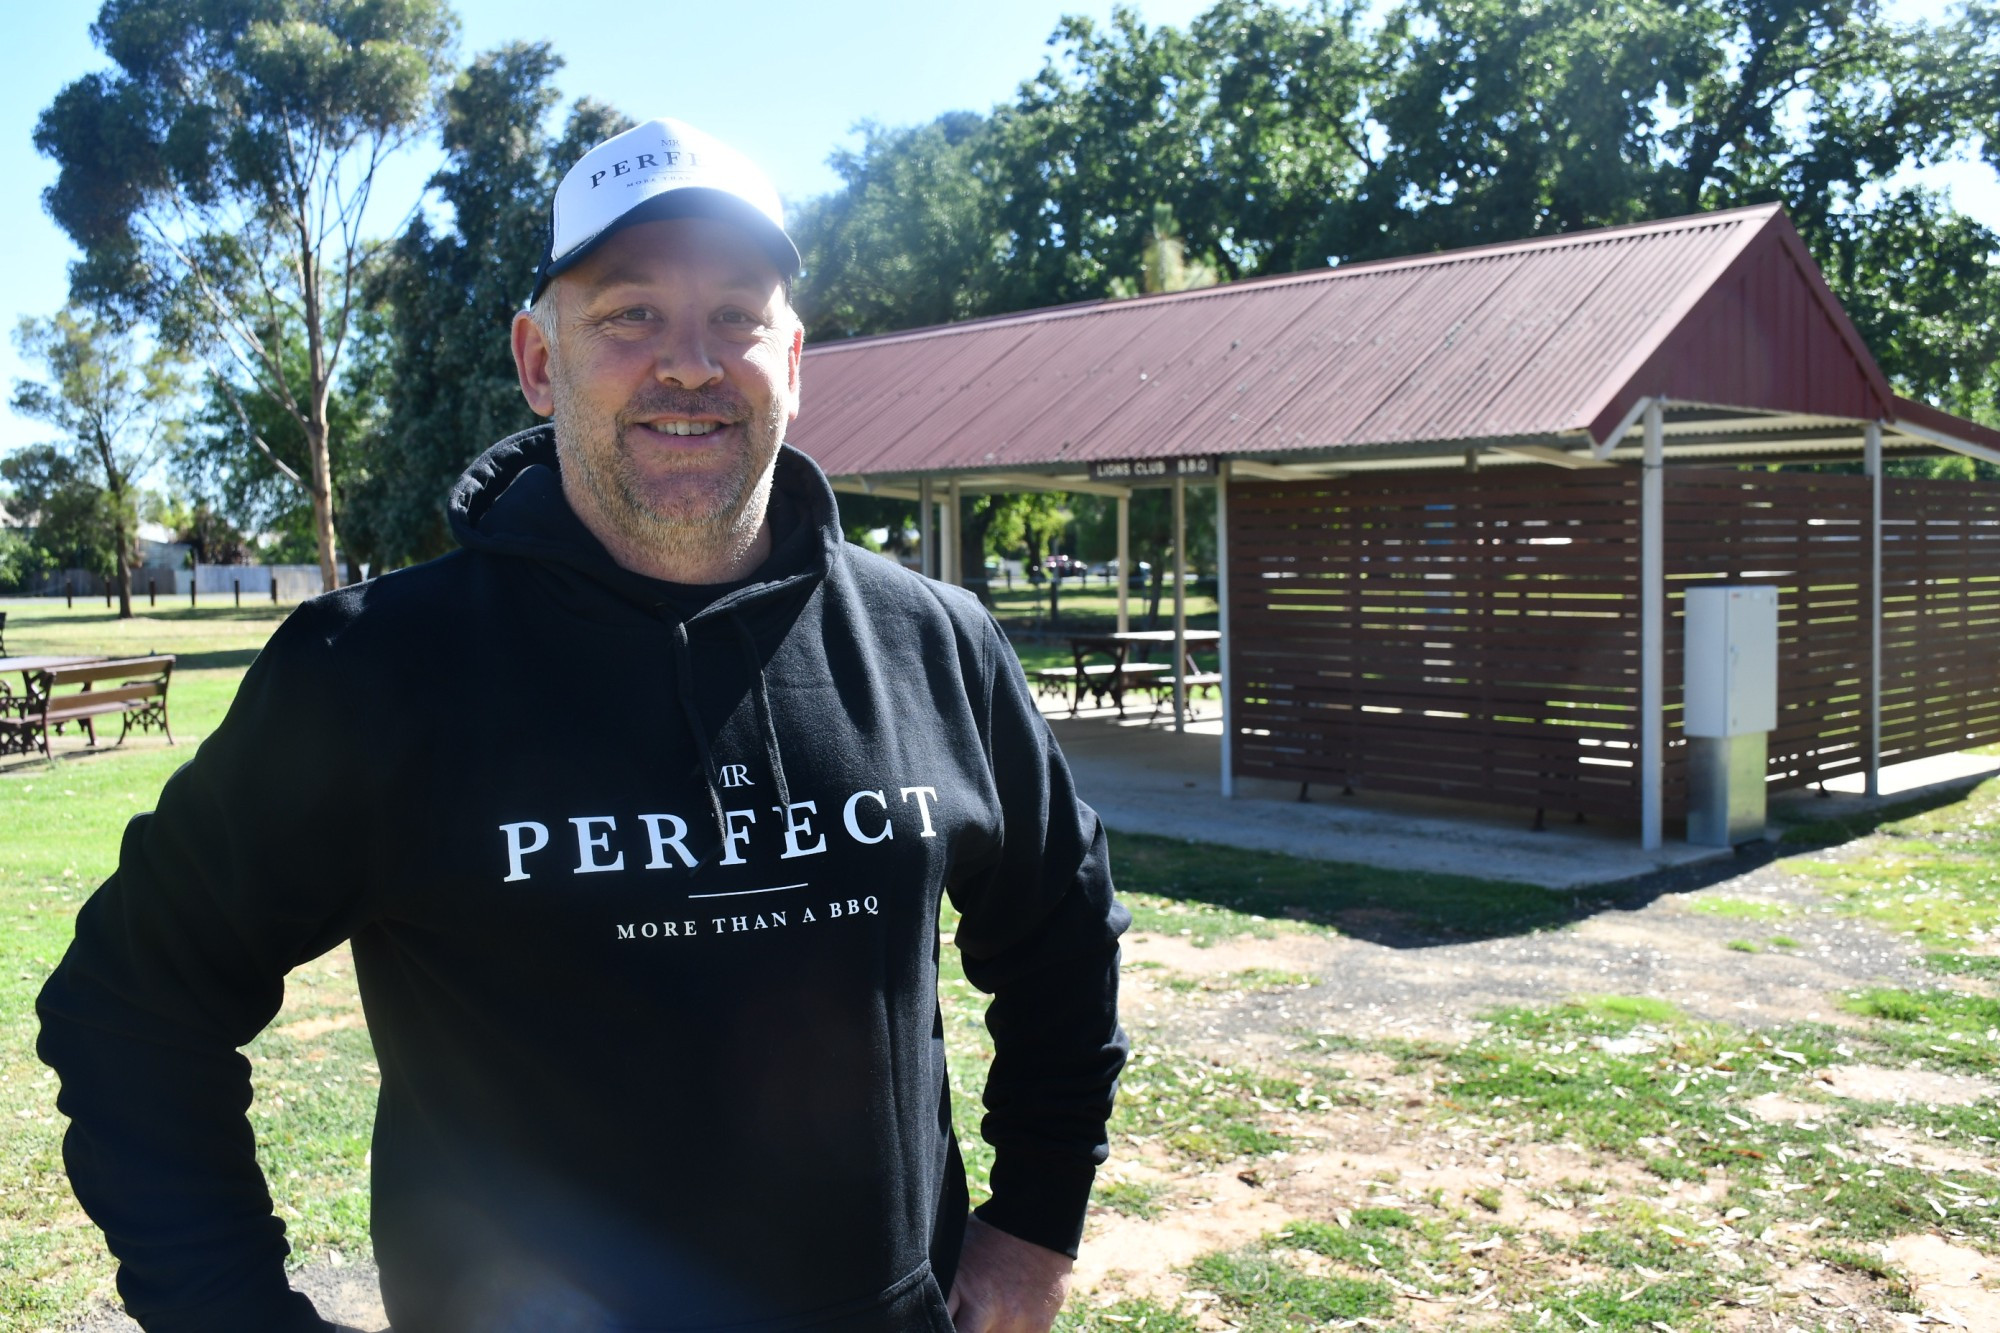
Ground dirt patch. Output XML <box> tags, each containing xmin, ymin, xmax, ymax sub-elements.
<box><xmin>1818</xmin><ymin>1064</ymin><xmax>1997</xmax><ymax>1107</ymax></box>
<box><xmin>1745</xmin><ymin>1091</ymin><xmax>1827</xmax><ymax>1124</ymax></box>
<box><xmin>1122</xmin><ymin>931</ymin><xmax>1324</xmax><ymax>977</ymax></box>
<box><xmin>1077</xmin><ymin>1177</ymin><xmax>1293</xmax><ymax>1302</ymax></box>
<box><xmin>1858</xmin><ymin>1126</ymin><xmax>2000</xmax><ymax>1178</ymax></box>
<box><xmin>1887</xmin><ymin>1234</ymin><xmax>2000</xmax><ymax>1328</ymax></box>
<box><xmin>1763</xmin><ymin>1259</ymin><xmax>1894</xmax><ymax>1327</ymax></box>
<box><xmin>61</xmin><ymin>1259</ymin><xmax>387</xmax><ymax>1333</ymax></box>
<box><xmin>1130</xmin><ymin>856</ymin><xmax>1935</xmax><ymax>1058</ymax></box>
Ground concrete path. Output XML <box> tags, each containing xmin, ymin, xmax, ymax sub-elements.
<box><xmin>1040</xmin><ymin>695</ymin><xmax>2000</xmax><ymax>890</ymax></box>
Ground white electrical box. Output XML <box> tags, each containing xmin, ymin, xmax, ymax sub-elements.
<box><xmin>1683</xmin><ymin>585</ymin><xmax>1778</xmax><ymax>738</ymax></box>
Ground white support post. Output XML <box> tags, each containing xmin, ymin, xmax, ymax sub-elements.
<box><xmin>945</xmin><ymin>478</ymin><xmax>962</xmax><ymax>585</ymax></box>
<box><xmin>1116</xmin><ymin>492</ymin><xmax>1131</xmax><ymax>633</ymax></box>
<box><xmin>918</xmin><ymin>478</ymin><xmax>935</xmax><ymax>579</ymax></box>
<box><xmin>1217</xmin><ymin>463</ymin><xmax>1234</xmax><ymax>797</ymax></box>
<box><xmin>1172</xmin><ymin>474</ymin><xmax>1188</xmax><ymax>734</ymax></box>
<box><xmin>1641</xmin><ymin>400</ymin><xmax>1665</xmax><ymax>852</ymax></box>
<box><xmin>1865</xmin><ymin>420</ymin><xmax>1883</xmax><ymax>798</ymax></box>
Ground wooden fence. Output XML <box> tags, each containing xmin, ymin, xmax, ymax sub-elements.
<box><xmin>1662</xmin><ymin>470</ymin><xmax>1873</xmax><ymax>808</ymax></box>
<box><xmin>1228</xmin><ymin>466</ymin><xmax>2000</xmax><ymax>826</ymax></box>
<box><xmin>1882</xmin><ymin>479</ymin><xmax>2000</xmax><ymax>764</ymax></box>
<box><xmin>1229</xmin><ymin>468</ymin><xmax>1643</xmax><ymax>819</ymax></box>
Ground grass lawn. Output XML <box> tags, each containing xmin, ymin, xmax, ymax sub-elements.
<box><xmin>5</xmin><ymin>596</ymin><xmax>1998</xmax><ymax>1332</ymax></box>
<box><xmin>2</xmin><ymin>599</ymin><xmax>321</xmax><ymax>1323</ymax></box>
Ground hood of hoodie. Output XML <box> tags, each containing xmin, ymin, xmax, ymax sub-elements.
<box><xmin>447</xmin><ymin>422</ymin><xmax>848</xmax><ymax>838</ymax></box>
<box><xmin>447</xmin><ymin>422</ymin><xmax>844</xmax><ymax>620</ymax></box>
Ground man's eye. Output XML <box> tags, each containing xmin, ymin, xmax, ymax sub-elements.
<box><xmin>615</xmin><ymin>307</ymin><xmax>652</xmax><ymax>323</ymax></box>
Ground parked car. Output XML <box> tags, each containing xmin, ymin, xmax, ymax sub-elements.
<box><xmin>1104</xmin><ymin>559</ymin><xmax>1153</xmax><ymax>588</ymax></box>
<box><xmin>1043</xmin><ymin>554</ymin><xmax>1088</xmax><ymax>579</ymax></box>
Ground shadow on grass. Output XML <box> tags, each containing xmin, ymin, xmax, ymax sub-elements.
<box><xmin>1111</xmin><ymin>829</ymin><xmax>1792</xmax><ymax>948</ymax></box>
<box><xmin>169</xmin><ymin>648</ymin><xmax>263</xmax><ymax>673</ymax></box>
<box><xmin>9</xmin><ymin>603</ymin><xmax>292</xmax><ymax>626</ymax></box>
<box><xmin>1769</xmin><ymin>782</ymin><xmax>1990</xmax><ymax>849</ymax></box>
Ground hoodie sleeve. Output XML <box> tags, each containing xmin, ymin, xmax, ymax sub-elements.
<box><xmin>35</xmin><ymin>606</ymin><xmax>376</xmax><ymax>1333</ymax></box>
<box><xmin>946</xmin><ymin>614</ymin><xmax>1130</xmax><ymax>1258</ymax></box>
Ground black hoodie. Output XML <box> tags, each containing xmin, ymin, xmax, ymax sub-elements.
<box><xmin>36</xmin><ymin>429</ymin><xmax>1130</xmax><ymax>1332</ymax></box>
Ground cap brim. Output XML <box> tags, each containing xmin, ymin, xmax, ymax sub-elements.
<box><xmin>530</xmin><ymin>187</ymin><xmax>801</xmax><ymax>304</ymax></box>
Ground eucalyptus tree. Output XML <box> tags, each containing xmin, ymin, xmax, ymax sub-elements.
<box><xmin>10</xmin><ymin>308</ymin><xmax>184</xmax><ymax>617</ymax></box>
<box><xmin>34</xmin><ymin>0</ymin><xmax>456</xmax><ymax>591</ymax></box>
<box><xmin>367</xmin><ymin>43</ymin><xmax>628</xmax><ymax>565</ymax></box>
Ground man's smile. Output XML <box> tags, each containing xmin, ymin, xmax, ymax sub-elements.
<box><xmin>628</xmin><ymin>416</ymin><xmax>736</xmax><ymax>443</ymax></box>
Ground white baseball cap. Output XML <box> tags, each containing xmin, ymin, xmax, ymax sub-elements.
<box><xmin>529</xmin><ymin>117</ymin><xmax>801</xmax><ymax>303</ymax></box>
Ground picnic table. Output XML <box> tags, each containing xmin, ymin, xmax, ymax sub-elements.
<box><xmin>0</xmin><ymin>654</ymin><xmax>175</xmax><ymax>760</ymax></box>
<box><xmin>1039</xmin><ymin>629</ymin><xmax>1222</xmax><ymax>718</ymax></box>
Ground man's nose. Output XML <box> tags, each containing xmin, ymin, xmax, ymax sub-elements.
<box><xmin>653</xmin><ymin>320</ymin><xmax>723</xmax><ymax>389</ymax></box>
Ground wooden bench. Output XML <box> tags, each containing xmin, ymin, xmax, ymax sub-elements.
<box><xmin>0</xmin><ymin>655</ymin><xmax>176</xmax><ymax>761</ymax></box>
<box><xmin>1034</xmin><ymin>662</ymin><xmax>1171</xmax><ymax>716</ymax></box>
<box><xmin>1148</xmin><ymin>670</ymin><xmax>1223</xmax><ymax>718</ymax></box>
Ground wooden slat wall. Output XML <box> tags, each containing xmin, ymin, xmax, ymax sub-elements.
<box><xmin>1882</xmin><ymin>478</ymin><xmax>2000</xmax><ymax>764</ymax></box>
<box><xmin>1228</xmin><ymin>469</ymin><xmax>1643</xmax><ymax>817</ymax></box>
<box><xmin>1228</xmin><ymin>466</ymin><xmax>2000</xmax><ymax>827</ymax></box>
<box><xmin>1661</xmin><ymin>470</ymin><xmax>1873</xmax><ymax>806</ymax></box>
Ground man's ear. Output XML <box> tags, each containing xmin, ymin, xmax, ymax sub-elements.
<box><xmin>784</xmin><ymin>320</ymin><xmax>804</xmax><ymax>424</ymax></box>
<box><xmin>512</xmin><ymin>310</ymin><xmax>557</xmax><ymax>417</ymax></box>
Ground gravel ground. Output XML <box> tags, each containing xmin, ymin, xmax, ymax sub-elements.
<box><xmin>1134</xmin><ymin>842</ymin><xmax>1934</xmax><ymax>1056</ymax></box>
<box><xmin>57</xmin><ymin>842</ymin><xmax>1948</xmax><ymax>1332</ymax></box>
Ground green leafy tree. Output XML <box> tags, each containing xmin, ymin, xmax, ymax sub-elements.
<box><xmin>0</xmin><ymin>446</ymin><xmax>120</xmax><ymax>587</ymax></box>
<box><xmin>365</xmin><ymin>45</ymin><xmax>628</xmax><ymax>565</ymax></box>
<box><xmin>794</xmin><ymin>0</ymin><xmax>2000</xmax><ymax>428</ymax></box>
<box><xmin>177</xmin><ymin>328</ymin><xmax>384</xmax><ymax>571</ymax></box>
<box><xmin>34</xmin><ymin>0</ymin><xmax>457</xmax><ymax>591</ymax></box>
<box><xmin>1106</xmin><ymin>203</ymin><xmax>1220</xmax><ymax>298</ymax></box>
<box><xmin>793</xmin><ymin>113</ymin><xmax>1001</xmax><ymax>341</ymax></box>
<box><xmin>10</xmin><ymin>308</ymin><xmax>185</xmax><ymax>617</ymax></box>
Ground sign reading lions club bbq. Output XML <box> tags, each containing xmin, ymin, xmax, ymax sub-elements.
<box><xmin>1087</xmin><ymin>456</ymin><xmax>1217</xmax><ymax>485</ymax></box>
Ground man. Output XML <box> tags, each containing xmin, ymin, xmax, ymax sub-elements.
<box><xmin>37</xmin><ymin>118</ymin><xmax>1129</xmax><ymax>1333</ymax></box>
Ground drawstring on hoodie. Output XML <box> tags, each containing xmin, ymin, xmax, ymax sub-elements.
<box><xmin>729</xmin><ymin>612</ymin><xmax>794</xmax><ymax>811</ymax></box>
<box><xmin>669</xmin><ymin>621</ymin><xmax>729</xmax><ymax>841</ymax></box>
<box><xmin>669</xmin><ymin>612</ymin><xmax>798</xmax><ymax>843</ymax></box>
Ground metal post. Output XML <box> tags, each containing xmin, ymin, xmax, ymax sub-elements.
<box><xmin>1865</xmin><ymin>420</ymin><xmax>1883</xmax><ymax>798</ymax></box>
<box><xmin>65</xmin><ymin>580</ymin><xmax>73</xmax><ymax>609</ymax></box>
<box><xmin>233</xmin><ymin>577</ymin><xmax>241</xmax><ymax>608</ymax></box>
<box><xmin>190</xmin><ymin>561</ymin><xmax>198</xmax><ymax>609</ymax></box>
<box><xmin>148</xmin><ymin>578</ymin><xmax>156</xmax><ymax>608</ymax></box>
<box><xmin>1172</xmin><ymin>473</ymin><xmax>1188</xmax><ymax>734</ymax></box>
<box><xmin>1217</xmin><ymin>463</ymin><xmax>1234</xmax><ymax>797</ymax></box>
<box><xmin>917</xmin><ymin>478</ymin><xmax>935</xmax><ymax>580</ymax></box>
<box><xmin>1641</xmin><ymin>399</ymin><xmax>1665</xmax><ymax>851</ymax></box>
<box><xmin>1116</xmin><ymin>493</ymin><xmax>1131</xmax><ymax>634</ymax></box>
<box><xmin>945</xmin><ymin>479</ymin><xmax>962</xmax><ymax>585</ymax></box>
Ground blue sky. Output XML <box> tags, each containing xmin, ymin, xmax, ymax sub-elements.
<box><xmin>2</xmin><ymin>0</ymin><xmax>1992</xmax><ymax>460</ymax></box>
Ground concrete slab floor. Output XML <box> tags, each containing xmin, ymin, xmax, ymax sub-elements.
<box><xmin>1037</xmin><ymin>694</ymin><xmax>1999</xmax><ymax>891</ymax></box>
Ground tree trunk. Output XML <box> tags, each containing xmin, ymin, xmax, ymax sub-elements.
<box><xmin>95</xmin><ymin>431</ymin><xmax>133</xmax><ymax>619</ymax></box>
<box><xmin>961</xmin><ymin>504</ymin><xmax>996</xmax><ymax>608</ymax></box>
<box><xmin>306</xmin><ymin>413</ymin><xmax>340</xmax><ymax>591</ymax></box>
<box><xmin>300</xmin><ymin>233</ymin><xmax>342</xmax><ymax>592</ymax></box>
<box><xmin>111</xmin><ymin>514</ymin><xmax>133</xmax><ymax>619</ymax></box>
<box><xmin>1146</xmin><ymin>562</ymin><xmax>1166</xmax><ymax>630</ymax></box>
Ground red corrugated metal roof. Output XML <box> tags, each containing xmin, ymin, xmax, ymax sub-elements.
<box><xmin>1892</xmin><ymin>395</ymin><xmax>2000</xmax><ymax>454</ymax></box>
<box><xmin>791</xmin><ymin>204</ymin><xmax>1906</xmax><ymax>478</ymax></box>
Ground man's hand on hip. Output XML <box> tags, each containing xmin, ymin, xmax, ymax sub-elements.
<box><xmin>946</xmin><ymin>1214</ymin><xmax>1075</xmax><ymax>1333</ymax></box>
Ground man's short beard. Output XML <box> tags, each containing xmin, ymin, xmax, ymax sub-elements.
<box><xmin>550</xmin><ymin>368</ymin><xmax>784</xmax><ymax>568</ymax></box>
